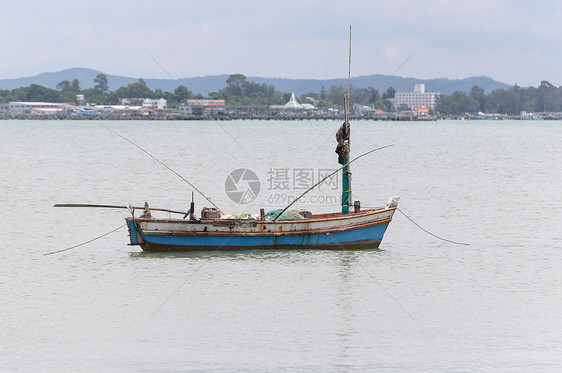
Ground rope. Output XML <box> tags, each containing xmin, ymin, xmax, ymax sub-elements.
<box><xmin>43</xmin><ymin>224</ymin><xmax>126</xmax><ymax>256</ymax></box>
<box><xmin>145</xmin><ymin>233</ymin><xmax>239</xmax><ymax>321</ymax></box>
<box><xmin>324</xmin><ymin>232</ymin><xmax>415</xmax><ymax>321</ymax></box>
<box><xmin>342</xmin><ymin>189</ymin><xmax>352</xmax><ymax>205</ymax></box>
<box><xmin>145</xmin><ymin>49</ymin><xmax>252</xmax><ymax>158</ymax></box>
<box><xmin>396</xmin><ymin>208</ymin><xmax>470</xmax><ymax>246</ymax></box>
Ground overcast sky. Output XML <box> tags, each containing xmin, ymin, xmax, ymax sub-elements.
<box><xmin>2</xmin><ymin>0</ymin><xmax>561</xmax><ymax>87</ymax></box>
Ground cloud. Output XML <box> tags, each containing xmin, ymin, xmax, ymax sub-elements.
<box><xmin>2</xmin><ymin>0</ymin><xmax>562</xmax><ymax>86</ymax></box>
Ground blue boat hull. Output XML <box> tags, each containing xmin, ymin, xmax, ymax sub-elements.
<box><xmin>125</xmin><ymin>216</ymin><xmax>392</xmax><ymax>251</ymax></box>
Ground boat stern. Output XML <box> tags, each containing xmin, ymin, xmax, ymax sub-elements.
<box><xmin>125</xmin><ymin>217</ymin><xmax>143</xmax><ymax>246</ymax></box>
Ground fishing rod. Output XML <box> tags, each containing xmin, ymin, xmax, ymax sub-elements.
<box><xmin>272</xmin><ymin>144</ymin><xmax>394</xmax><ymax>221</ymax></box>
<box><xmin>144</xmin><ymin>49</ymin><xmax>253</xmax><ymax>157</ymax></box>
<box><xmin>98</xmin><ymin>123</ymin><xmax>225</xmax><ymax>215</ymax></box>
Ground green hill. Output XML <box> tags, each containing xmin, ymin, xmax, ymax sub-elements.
<box><xmin>0</xmin><ymin>68</ymin><xmax>510</xmax><ymax>96</ymax></box>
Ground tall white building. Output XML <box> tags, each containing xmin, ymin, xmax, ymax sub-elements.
<box><xmin>394</xmin><ymin>84</ymin><xmax>440</xmax><ymax>110</ymax></box>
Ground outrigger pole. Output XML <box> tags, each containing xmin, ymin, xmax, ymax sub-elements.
<box><xmin>53</xmin><ymin>203</ymin><xmax>188</xmax><ymax>216</ymax></box>
<box><xmin>98</xmin><ymin>123</ymin><xmax>225</xmax><ymax>215</ymax></box>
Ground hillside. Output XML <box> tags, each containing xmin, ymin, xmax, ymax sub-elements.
<box><xmin>0</xmin><ymin>68</ymin><xmax>511</xmax><ymax>96</ymax></box>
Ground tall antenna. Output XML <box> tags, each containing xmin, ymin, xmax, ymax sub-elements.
<box><xmin>346</xmin><ymin>25</ymin><xmax>352</xmax><ymax>121</ymax></box>
<box><xmin>341</xmin><ymin>25</ymin><xmax>353</xmax><ymax>215</ymax></box>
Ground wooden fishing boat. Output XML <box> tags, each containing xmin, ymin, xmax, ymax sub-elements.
<box><xmin>124</xmin><ymin>199</ymin><xmax>398</xmax><ymax>252</ymax></box>
<box><xmin>56</xmin><ymin>28</ymin><xmax>399</xmax><ymax>252</ymax></box>
<box><xmin>122</xmin><ymin>29</ymin><xmax>398</xmax><ymax>252</ymax></box>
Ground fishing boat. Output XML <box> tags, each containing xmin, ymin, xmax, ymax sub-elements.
<box><xmin>123</xmin><ymin>195</ymin><xmax>398</xmax><ymax>251</ymax></box>
<box><xmin>125</xmin><ymin>32</ymin><xmax>398</xmax><ymax>251</ymax></box>
<box><xmin>55</xmin><ymin>28</ymin><xmax>399</xmax><ymax>252</ymax></box>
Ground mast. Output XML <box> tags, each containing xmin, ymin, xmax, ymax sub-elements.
<box><xmin>342</xmin><ymin>26</ymin><xmax>352</xmax><ymax>215</ymax></box>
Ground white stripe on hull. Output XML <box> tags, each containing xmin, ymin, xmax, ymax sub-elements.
<box><xmin>138</xmin><ymin>208</ymin><xmax>395</xmax><ymax>235</ymax></box>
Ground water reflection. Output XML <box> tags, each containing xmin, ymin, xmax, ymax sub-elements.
<box><xmin>128</xmin><ymin>247</ymin><xmax>384</xmax><ymax>262</ymax></box>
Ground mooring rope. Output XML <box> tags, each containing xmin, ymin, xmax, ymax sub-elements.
<box><xmin>43</xmin><ymin>224</ymin><xmax>126</xmax><ymax>256</ymax></box>
<box><xmin>322</xmin><ymin>232</ymin><xmax>415</xmax><ymax>320</ymax></box>
<box><xmin>145</xmin><ymin>233</ymin><xmax>239</xmax><ymax>321</ymax></box>
<box><xmin>396</xmin><ymin>208</ymin><xmax>470</xmax><ymax>246</ymax></box>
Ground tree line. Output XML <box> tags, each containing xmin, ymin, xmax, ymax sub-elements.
<box><xmin>437</xmin><ymin>81</ymin><xmax>562</xmax><ymax>115</ymax></box>
<box><xmin>0</xmin><ymin>74</ymin><xmax>197</xmax><ymax>108</ymax></box>
<box><xmin>208</xmin><ymin>74</ymin><xmax>397</xmax><ymax>111</ymax></box>
<box><xmin>0</xmin><ymin>72</ymin><xmax>397</xmax><ymax>110</ymax></box>
<box><xmin>3</xmin><ymin>72</ymin><xmax>562</xmax><ymax>115</ymax></box>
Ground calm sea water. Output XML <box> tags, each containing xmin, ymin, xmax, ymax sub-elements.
<box><xmin>1</xmin><ymin>119</ymin><xmax>561</xmax><ymax>372</ymax></box>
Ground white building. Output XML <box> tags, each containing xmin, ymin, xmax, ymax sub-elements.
<box><xmin>394</xmin><ymin>84</ymin><xmax>440</xmax><ymax>110</ymax></box>
<box><xmin>284</xmin><ymin>92</ymin><xmax>305</xmax><ymax>110</ymax></box>
<box><xmin>180</xmin><ymin>99</ymin><xmax>225</xmax><ymax>115</ymax></box>
<box><xmin>121</xmin><ymin>98</ymin><xmax>167</xmax><ymax>110</ymax></box>
<box><xmin>283</xmin><ymin>92</ymin><xmax>315</xmax><ymax>110</ymax></box>
<box><xmin>142</xmin><ymin>98</ymin><xmax>167</xmax><ymax>110</ymax></box>
<box><xmin>8</xmin><ymin>102</ymin><xmax>70</xmax><ymax>115</ymax></box>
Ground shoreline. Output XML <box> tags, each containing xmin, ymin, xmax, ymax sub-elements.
<box><xmin>2</xmin><ymin>114</ymin><xmax>560</xmax><ymax>121</ymax></box>
<box><xmin>0</xmin><ymin>114</ymin><xmax>439</xmax><ymax>121</ymax></box>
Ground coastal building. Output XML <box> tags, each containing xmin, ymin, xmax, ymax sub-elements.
<box><xmin>8</xmin><ymin>102</ymin><xmax>72</xmax><ymax>115</ymax></box>
<box><xmin>284</xmin><ymin>92</ymin><xmax>305</xmax><ymax>110</ymax></box>
<box><xmin>76</xmin><ymin>94</ymin><xmax>85</xmax><ymax>105</ymax></box>
<box><xmin>283</xmin><ymin>92</ymin><xmax>315</xmax><ymax>110</ymax></box>
<box><xmin>142</xmin><ymin>98</ymin><xmax>167</xmax><ymax>110</ymax></box>
<box><xmin>394</xmin><ymin>84</ymin><xmax>440</xmax><ymax>110</ymax></box>
<box><xmin>120</xmin><ymin>98</ymin><xmax>167</xmax><ymax>110</ymax></box>
<box><xmin>180</xmin><ymin>99</ymin><xmax>226</xmax><ymax>116</ymax></box>
<box><xmin>120</xmin><ymin>98</ymin><xmax>143</xmax><ymax>106</ymax></box>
